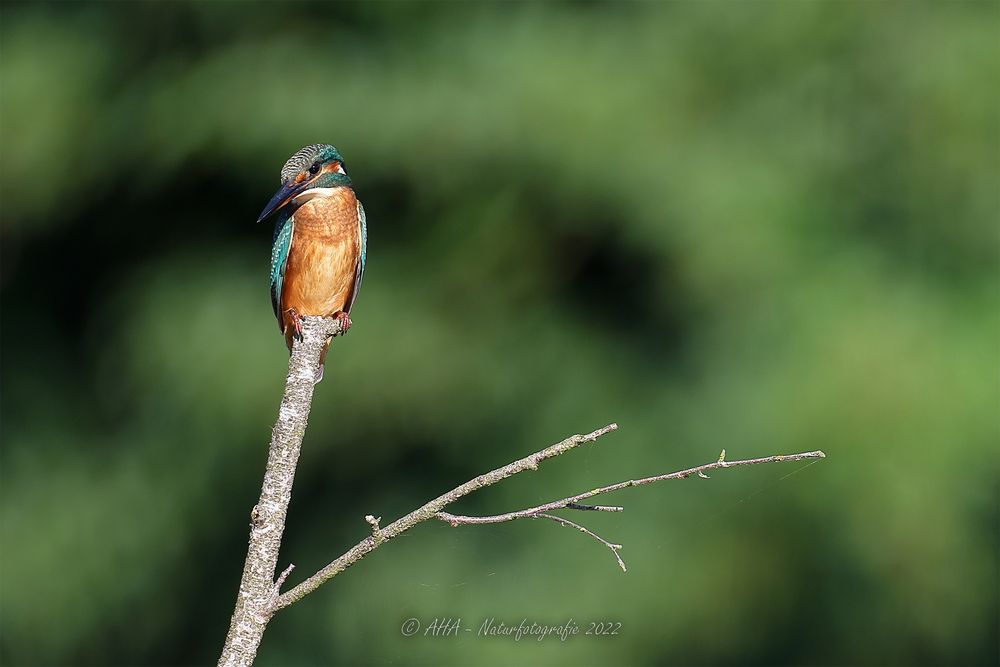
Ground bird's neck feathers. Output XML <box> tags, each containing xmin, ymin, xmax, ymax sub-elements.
<box><xmin>290</xmin><ymin>186</ymin><xmax>359</xmax><ymax>235</ymax></box>
<box><xmin>292</xmin><ymin>184</ymin><xmax>351</xmax><ymax>207</ymax></box>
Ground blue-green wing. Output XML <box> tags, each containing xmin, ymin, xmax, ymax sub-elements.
<box><xmin>269</xmin><ymin>210</ymin><xmax>294</xmax><ymax>325</ymax></box>
<box><xmin>346</xmin><ymin>200</ymin><xmax>367</xmax><ymax>313</ymax></box>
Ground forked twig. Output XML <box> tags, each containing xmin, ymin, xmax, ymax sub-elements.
<box><xmin>220</xmin><ymin>316</ymin><xmax>828</xmax><ymax>667</ymax></box>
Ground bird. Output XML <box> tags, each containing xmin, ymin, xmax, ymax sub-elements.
<box><xmin>256</xmin><ymin>144</ymin><xmax>367</xmax><ymax>382</ymax></box>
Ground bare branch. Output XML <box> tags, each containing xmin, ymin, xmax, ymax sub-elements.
<box><xmin>273</xmin><ymin>564</ymin><xmax>295</xmax><ymax>598</ymax></box>
<box><xmin>272</xmin><ymin>422</ymin><xmax>620</xmax><ymax>611</ymax></box>
<box><xmin>218</xmin><ymin>316</ymin><xmax>828</xmax><ymax>664</ymax></box>
<box><xmin>274</xmin><ymin>423</ymin><xmax>824</xmax><ymax>611</ymax></box>
<box><xmin>434</xmin><ymin>449</ymin><xmax>827</xmax><ymax>526</ymax></box>
<box><xmin>434</xmin><ymin>449</ymin><xmax>825</xmax><ymax>571</ymax></box>
<box><xmin>535</xmin><ymin>513</ymin><xmax>627</xmax><ymax>572</ymax></box>
<box><xmin>218</xmin><ymin>316</ymin><xmax>343</xmax><ymax>667</ymax></box>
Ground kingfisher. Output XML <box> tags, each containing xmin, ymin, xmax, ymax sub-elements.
<box><xmin>257</xmin><ymin>144</ymin><xmax>367</xmax><ymax>382</ymax></box>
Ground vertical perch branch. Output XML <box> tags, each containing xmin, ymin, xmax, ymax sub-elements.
<box><xmin>219</xmin><ymin>316</ymin><xmax>341</xmax><ymax>667</ymax></box>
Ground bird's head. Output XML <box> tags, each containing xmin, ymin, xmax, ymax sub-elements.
<box><xmin>257</xmin><ymin>144</ymin><xmax>352</xmax><ymax>223</ymax></box>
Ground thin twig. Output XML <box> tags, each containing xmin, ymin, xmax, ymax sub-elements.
<box><xmin>434</xmin><ymin>449</ymin><xmax>825</xmax><ymax>571</ymax></box>
<box><xmin>566</xmin><ymin>502</ymin><xmax>624</xmax><ymax>512</ymax></box>
<box><xmin>272</xmin><ymin>422</ymin><xmax>619</xmax><ymax>611</ymax></box>
<box><xmin>435</xmin><ymin>449</ymin><xmax>826</xmax><ymax>526</ymax></box>
<box><xmin>365</xmin><ymin>514</ymin><xmax>384</xmax><ymax>545</ymax></box>
<box><xmin>219</xmin><ymin>315</ymin><xmax>829</xmax><ymax>663</ymax></box>
<box><xmin>274</xmin><ymin>424</ymin><xmax>824</xmax><ymax>611</ymax></box>
<box><xmin>273</xmin><ymin>564</ymin><xmax>295</xmax><ymax>597</ymax></box>
<box><xmin>535</xmin><ymin>513</ymin><xmax>627</xmax><ymax>572</ymax></box>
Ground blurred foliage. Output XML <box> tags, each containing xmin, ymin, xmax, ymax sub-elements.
<box><xmin>1</xmin><ymin>1</ymin><xmax>997</xmax><ymax>665</ymax></box>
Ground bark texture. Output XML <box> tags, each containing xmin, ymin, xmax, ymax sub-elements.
<box><xmin>218</xmin><ymin>316</ymin><xmax>341</xmax><ymax>667</ymax></box>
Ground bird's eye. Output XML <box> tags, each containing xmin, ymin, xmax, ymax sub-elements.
<box><xmin>308</xmin><ymin>162</ymin><xmax>320</xmax><ymax>175</ymax></box>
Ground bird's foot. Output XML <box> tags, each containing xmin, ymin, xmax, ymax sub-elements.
<box><xmin>287</xmin><ymin>308</ymin><xmax>304</xmax><ymax>342</ymax></box>
<box><xmin>332</xmin><ymin>311</ymin><xmax>352</xmax><ymax>336</ymax></box>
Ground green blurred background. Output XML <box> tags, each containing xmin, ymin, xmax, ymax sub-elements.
<box><xmin>1</xmin><ymin>2</ymin><xmax>997</xmax><ymax>665</ymax></box>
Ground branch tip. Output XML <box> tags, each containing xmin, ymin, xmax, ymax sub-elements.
<box><xmin>582</xmin><ymin>423</ymin><xmax>618</xmax><ymax>442</ymax></box>
<box><xmin>273</xmin><ymin>424</ymin><xmax>825</xmax><ymax>615</ymax></box>
<box><xmin>536</xmin><ymin>513</ymin><xmax>627</xmax><ymax>573</ymax></box>
<box><xmin>365</xmin><ymin>515</ymin><xmax>384</xmax><ymax>543</ymax></box>
<box><xmin>273</xmin><ymin>563</ymin><xmax>295</xmax><ymax>597</ymax></box>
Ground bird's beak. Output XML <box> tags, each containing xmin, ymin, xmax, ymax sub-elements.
<box><xmin>257</xmin><ymin>179</ymin><xmax>311</xmax><ymax>223</ymax></box>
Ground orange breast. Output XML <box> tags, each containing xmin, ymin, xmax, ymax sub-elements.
<box><xmin>280</xmin><ymin>188</ymin><xmax>360</xmax><ymax>334</ymax></box>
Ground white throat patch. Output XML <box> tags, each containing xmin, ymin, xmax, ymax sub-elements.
<box><xmin>291</xmin><ymin>187</ymin><xmax>341</xmax><ymax>205</ymax></box>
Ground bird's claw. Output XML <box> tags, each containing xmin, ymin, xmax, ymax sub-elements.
<box><xmin>286</xmin><ymin>308</ymin><xmax>350</xmax><ymax>340</ymax></box>
<box><xmin>332</xmin><ymin>311</ymin><xmax>352</xmax><ymax>336</ymax></box>
<box><xmin>288</xmin><ymin>308</ymin><xmax>304</xmax><ymax>342</ymax></box>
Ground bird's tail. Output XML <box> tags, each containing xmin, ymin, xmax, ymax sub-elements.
<box><xmin>314</xmin><ymin>339</ymin><xmax>332</xmax><ymax>384</ymax></box>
